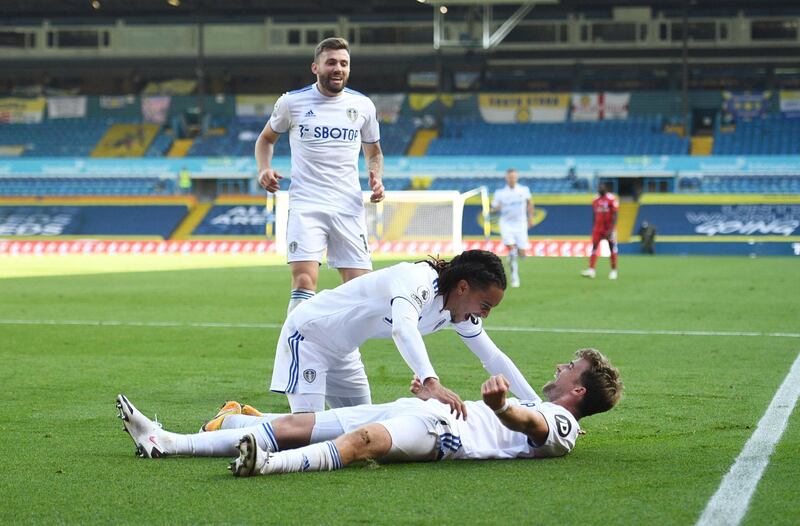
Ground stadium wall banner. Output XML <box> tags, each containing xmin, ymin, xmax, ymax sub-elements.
<box><xmin>570</xmin><ymin>93</ymin><xmax>630</xmax><ymax>121</ymax></box>
<box><xmin>722</xmin><ymin>91</ymin><xmax>771</xmax><ymax>122</ymax></box>
<box><xmin>235</xmin><ymin>95</ymin><xmax>279</xmax><ymax>118</ymax></box>
<box><xmin>46</xmin><ymin>96</ymin><xmax>88</xmax><ymax>119</ymax></box>
<box><xmin>2</xmin><ymin>156</ymin><xmax>800</xmax><ymax>179</ymax></box>
<box><xmin>372</xmin><ymin>94</ymin><xmax>405</xmax><ymax>124</ymax></box>
<box><xmin>779</xmin><ymin>90</ymin><xmax>800</xmax><ymax>118</ymax></box>
<box><xmin>463</xmin><ymin>203</ymin><xmax>589</xmax><ymax>236</ymax></box>
<box><xmin>0</xmin><ymin>205</ymin><xmax>187</xmax><ymax>238</ymax></box>
<box><xmin>142</xmin><ymin>79</ymin><xmax>197</xmax><ymax>96</ymax></box>
<box><xmin>0</xmin><ymin>97</ymin><xmax>46</xmax><ymax>124</ymax></box>
<box><xmin>192</xmin><ymin>204</ymin><xmax>273</xmax><ymax>236</ymax></box>
<box><xmin>635</xmin><ymin>203</ymin><xmax>800</xmax><ymax>238</ymax></box>
<box><xmin>478</xmin><ymin>93</ymin><xmax>569</xmax><ymax>123</ymax></box>
<box><xmin>99</xmin><ymin>95</ymin><xmax>136</xmax><ymax>110</ymax></box>
<box><xmin>0</xmin><ymin>239</ymin><xmax>599</xmax><ymax>257</ymax></box>
<box><xmin>141</xmin><ymin>96</ymin><xmax>171</xmax><ymax>124</ymax></box>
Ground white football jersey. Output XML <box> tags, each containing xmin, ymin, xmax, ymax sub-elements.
<box><xmin>269</xmin><ymin>84</ymin><xmax>380</xmax><ymax>216</ymax></box>
<box><xmin>288</xmin><ymin>261</ymin><xmax>482</xmax><ymax>354</ymax></box>
<box><xmin>492</xmin><ymin>184</ymin><xmax>531</xmax><ymax>224</ymax></box>
<box><xmin>454</xmin><ymin>398</ymin><xmax>580</xmax><ymax>459</ymax></box>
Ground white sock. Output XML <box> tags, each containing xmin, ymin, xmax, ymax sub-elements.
<box><xmin>508</xmin><ymin>249</ymin><xmax>518</xmax><ymax>277</ymax></box>
<box><xmin>287</xmin><ymin>289</ymin><xmax>315</xmax><ymax>314</ymax></box>
<box><xmin>162</xmin><ymin>423</ymin><xmax>278</xmax><ymax>457</ymax></box>
<box><xmin>262</xmin><ymin>441</ymin><xmax>343</xmax><ymax>474</ymax></box>
<box><xmin>221</xmin><ymin>414</ymin><xmax>283</xmax><ymax>429</ymax></box>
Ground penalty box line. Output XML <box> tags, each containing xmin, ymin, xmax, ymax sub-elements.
<box><xmin>0</xmin><ymin>319</ymin><xmax>798</xmax><ymax>339</ymax></box>
<box><xmin>696</xmin><ymin>351</ymin><xmax>800</xmax><ymax>526</ymax></box>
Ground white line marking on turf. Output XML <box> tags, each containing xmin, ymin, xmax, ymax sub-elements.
<box><xmin>696</xmin><ymin>352</ymin><xmax>800</xmax><ymax>526</ymax></box>
<box><xmin>0</xmin><ymin>319</ymin><xmax>798</xmax><ymax>338</ymax></box>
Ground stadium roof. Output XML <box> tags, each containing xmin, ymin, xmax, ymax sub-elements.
<box><xmin>1</xmin><ymin>0</ymin><xmax>798</xmax><ymax>19</ymax></box>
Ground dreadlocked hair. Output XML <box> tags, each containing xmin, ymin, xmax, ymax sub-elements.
<box><xmin>420</xmin><ymin>250</ymin><xmax>507</xmax><ymax>298</ymax></box>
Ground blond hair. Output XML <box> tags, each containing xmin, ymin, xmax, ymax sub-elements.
<box><xmin>575</xmin><ymin>348</ymin><xmax>622</xmax><ymax>417</ymax></box>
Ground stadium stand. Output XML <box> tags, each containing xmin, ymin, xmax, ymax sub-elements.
<box><xmin>145</xmin><ymin>132</ymin><xmax>174</xmax><ymax>157</ymax></box>
<box><xmin>0</xmin><ymin>118</ymin><xmax>117</xmax><ymax>157</ymax></box>
<box><xmin>678</xmin><ymin>175</ymin><xmax>800</xmax><ymax>194</ymax></box>
<box><xmin>427</xmin><ymin>176</ymin><xmax>585</xmax><ymax>193</ymax></box>
<box><xmin>713</xmin><ymin>115</ymin><xmax>800</xmax><ymax>155</ymax></box>
<box><xmin>0</xmin><ymin>177</ymin><xmax>175</xmax><ymax>196</ymax></box>
<box><xmin>426</xmin><ymin>116</ymin><xmax>689</xmax><ymax>155</ymax></box>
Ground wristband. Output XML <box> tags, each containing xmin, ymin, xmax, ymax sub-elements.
<box><xmin>493</xmin><ymin>401</ymin><xmax>510</xmax><ymax>415</ymax></box>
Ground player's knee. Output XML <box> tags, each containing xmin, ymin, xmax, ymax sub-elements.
<box><xmin>345</xmin><ymin>426</ymin><xmax>386</xmax><ymax>459</ymax></box>
<box><xmin>354</xmin><ymin>427</ymin><xmax>372</xmax><ymax>447</ymax></box>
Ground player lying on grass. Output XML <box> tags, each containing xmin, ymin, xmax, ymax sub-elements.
<box><xmin>116</xmin><ymin>348</ymin><xmax>622</xmax><ymax>476</ymax></box>
<box><xmin>267</xmin><ymin>249</ymin><xmax>534</xmax><ymax>417</ymax></box>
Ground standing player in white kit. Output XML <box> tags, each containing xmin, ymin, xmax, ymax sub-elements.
<box><xmin>255</xmin><ymin>37</ymin><xmax>385</xmax><ymax>314</ymax></box>
<box><xmin>491</xmin><ymin>168</ymin><xmax>534</xmax><ymax>288</ymax></box>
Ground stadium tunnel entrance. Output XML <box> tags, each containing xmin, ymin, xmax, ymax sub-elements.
<box><xmin>598</xmin><ymin>176</ymin><xmax>675</xmax><ymax>201</ymax></box>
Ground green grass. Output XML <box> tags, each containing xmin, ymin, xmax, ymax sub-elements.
<box><xmin>1</xmin><ymin>255</ymin><xmax>798</xmax><ymax>524</ymax></box>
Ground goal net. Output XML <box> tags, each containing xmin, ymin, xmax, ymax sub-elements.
<box><xmin>271</xmin><ymin>188</ymin><xmax>489</xmax><ymax>255</ymax></box>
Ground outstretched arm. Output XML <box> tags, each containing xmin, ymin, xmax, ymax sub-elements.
<box><xmin>459</xmin><ymin>330</ymin><xmax>538</xmax><ymax>402</ymax></box>
<box><xmin>391</xmin><ymin>298</ymin><xmax>467</xmax><ymax>419</ymax></box>
<box><xmin>481</xmin><ymin>375</ymin><xmax>548</xmax><ymax>446</ymax></box>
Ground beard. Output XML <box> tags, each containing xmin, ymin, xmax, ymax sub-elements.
<box><xmin>319</xmin><ymin>72</ymin><xmax>347</xmax><ymax>94</ymax></box>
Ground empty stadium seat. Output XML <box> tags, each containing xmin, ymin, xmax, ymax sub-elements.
<box><xmin>713</xmin><ymin>114</ymin><xmax>800</xmax><ymax>155</ymax></box>
<box><xmin>0</xmin><ymin>177</ymin><xmax>176</xmax><ymax>196</ymax></box>
<box><xmin>426</xmin><ymin>116</ymin><xmax>689</xmax><ymax>155</ymax></box>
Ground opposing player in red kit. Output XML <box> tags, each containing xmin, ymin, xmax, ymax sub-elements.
<box><xmin>581</xmin><ymin>184</ymin><xmax>618</xmax><ymax>280</ymax></box>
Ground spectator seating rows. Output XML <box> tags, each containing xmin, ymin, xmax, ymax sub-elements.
<box><xmin>187</xmin><ymin>117</ymin><xmax>287</xmax><ymax>157</ymax></box>
<box><xmin>678</xmin><ymin>175</ymin><xmax>800</xmax><ymax>194</ymax></box>
<box><xmin>0</xmin><ymin>177</ymin><xmax>175</xmax><ymax>196</ymax></box>
<box><xmin>713</xmin><ymin>115</ymin><xmax>800</xmax><ymax>154</ymax></box>
<box><xmin>427</xmin><ymin>116</ymin><xmax>689</xmax><ymax>155</ymax></box>
<box><xmin>427</xmin><ymin>176</ymin><xmax>585</xmax><ymax>193</ymax></box>
<box><xmin>145</xmin><ymin>133</ymin><xmax>174</xmax><ymax>157</ymax></box>
<box><xmin>0</xmin><ymin>118</ymin><xmax>120</xmax><ymax>157</ymax></box>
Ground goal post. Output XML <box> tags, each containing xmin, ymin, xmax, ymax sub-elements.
<box><xmin>272</xmin><ymin>188</ymin><xmax>489</xmax><ymax>255</ymax></box>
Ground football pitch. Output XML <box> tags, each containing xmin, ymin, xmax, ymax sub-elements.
<box><xmin>1</xmin><ymin>254</ymin><xmax>798</xmax><ymax>525</ymax></box>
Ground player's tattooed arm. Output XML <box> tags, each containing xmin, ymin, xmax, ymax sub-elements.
<box><xmin>363</xmin><ymin>142</ymin><xmax>384</xmax><ymax>202</ymax></box>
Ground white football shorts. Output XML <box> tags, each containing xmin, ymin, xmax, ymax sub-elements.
<box><xmin>286</xmin><ymin>208</ymin><xmax>372</xmax><ymax>270</ymax></box>
<box><xmin>499</xmin><ymin>220</ymin><xmax>530</xmax><ymax>250</ymax></box>
<box><xmin>331</xmin><ymin>397</ymin><xmax>463</xmax><ymax>462</ymax></box>
<box><xmin>269</xmin><ymin>324</ymin><xmax>371</xmax><ymax>411</ymax></box>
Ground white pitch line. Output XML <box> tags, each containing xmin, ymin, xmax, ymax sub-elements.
<box><xmin>696</xmin><ymin>352</ymin><xmax>800</xmax><ymax>526</ymax></box>
<box><xmin>0</xmin><ymin>319</ymin><xmax>798</xmax><ymax>338</ymax></box>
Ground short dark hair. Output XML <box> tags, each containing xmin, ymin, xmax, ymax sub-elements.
<box><xmin>421</xmin><ymin>250</ymin><xmax>507</xmax><ymax>299</ymax></box>
<box><xmin>314</xmin><ymin>37</ymin><xmax>350</xmax><ymax>62</ymax></box>
<box><xmin>575</xmin><ymin>348</ymin><xmax>623</xmax><ymax>417</ymax></box>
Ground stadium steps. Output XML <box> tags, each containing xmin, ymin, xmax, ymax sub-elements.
<box><xmin>168</xmin><ymin>138</ymin><xmax>195</xmax><ymax>157</ymax></box>
<box><xmin>91</xmin><ymin>124</ymin><xmax>159</xmax><ymax>157</ymax></box>
<box><xmin>690</xmin><ymin>136</ymin><xmax>714</xmax><ymax>156</ymax></box>
<box><xmin>616</xmin><ymin>202</ymin><xmax>639</xmax><ymax>242</ymax></box>
<box><xmin>171</xmin><ymin>202</ymin><xmax>212</xmax><ymax>239</ymax></box>
<box><xmin>407</xmin><ymin>129</ymin><xmax>438</xmax><ymax>156</ymax></box>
